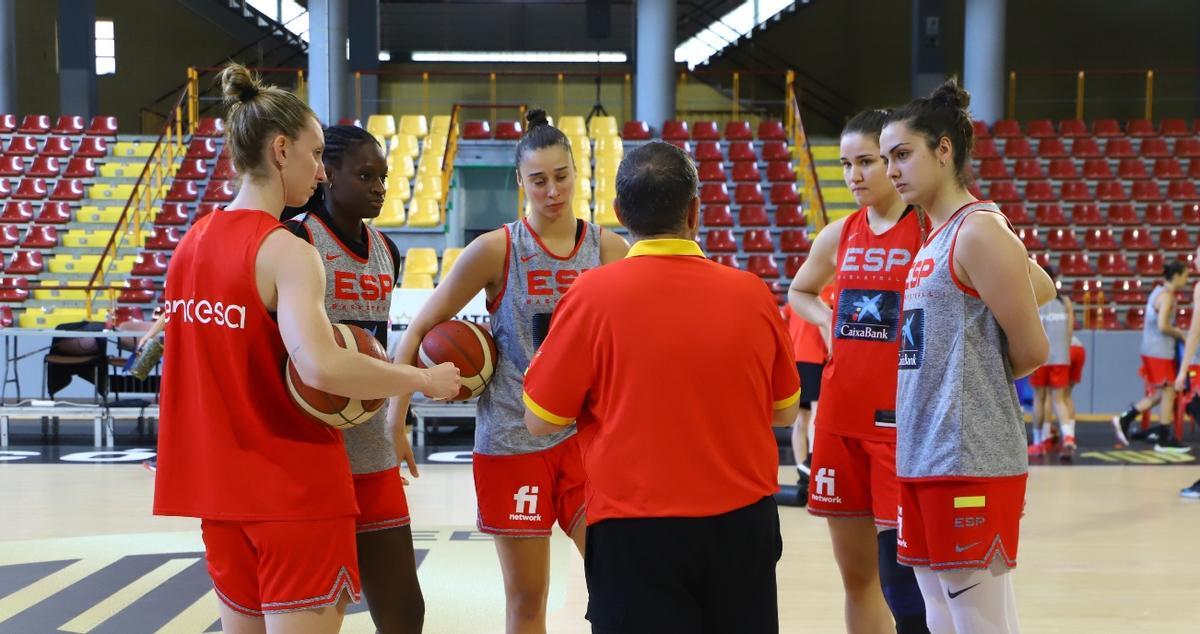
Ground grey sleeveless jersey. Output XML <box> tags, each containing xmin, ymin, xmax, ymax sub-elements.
<box><xmin>296</xmin><ymin>213</ymin><xmax>398</xmax><ymax>474</ymax></box>
<box><xmin>476</xmin><ymin>219</ymin><xmax>602</xmax><ymax>455</ymax></box>
<box><xmin>1040</xmin><ymin>298</ymin><xmax>1070</xmax><ymax>365</ymax></box>
<box><xmin>1141</xmin><ymin>285</ymin><xmax>1175</xmax><ymax>360</ymax></box>
<box><xmin>896</xmin><ymin>202</ymin><xmax>1027</xmax><ymax>480</ymax></box>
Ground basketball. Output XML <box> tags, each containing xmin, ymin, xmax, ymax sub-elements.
<box><xmin>418</xmin><ymin>320</ymin><xmax>498</xmax><ymax>401</ymax></box>
<box><xmin>286</xmin><ymin>323</ymin><xmax>388</xmax><ymax>429</ymax></box>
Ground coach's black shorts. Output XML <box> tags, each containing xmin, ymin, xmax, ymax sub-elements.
<box><xmin>796</xmin><ymin>362</ymin><xmax>824</xmax><ymax>408</ymax></box>
<box><xmin>584</xmin><ymin>496</ymin><xmax>782</xmax><ymax>634</ymax></box>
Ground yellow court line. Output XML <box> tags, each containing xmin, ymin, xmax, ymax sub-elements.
<box><xmin>0</xmin><ymin>556</ymin><xmax>117</xmax><ymax>623</ymax></box>
<box><xmin>59</xmin><ymin>557</ymin><xmax>199</xmax><ymax>633</ymax></box>
<box><xmin>154</xmin><ymin>589</ymin><xmax>219</xmax><ymax>634</ymax></box>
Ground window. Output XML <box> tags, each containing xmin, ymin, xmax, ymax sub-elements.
<box><xmin>95</xmin><ymin>20</ymin><xmax>115</xmax><ymax>75</ymax></box>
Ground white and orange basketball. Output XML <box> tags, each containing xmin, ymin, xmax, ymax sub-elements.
<box><xmin>418</xmin><ymin>320</ymin><xmax>498</xmax><ymax>401</ymax></box>
<box><xmin>286</xmin><ymin>323</ymin><xmax>388</xmax><ymax>429</ymax></box>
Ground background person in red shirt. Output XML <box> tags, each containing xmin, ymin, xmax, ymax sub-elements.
<box><xmin>522</xmin><ymin>141</ymin><xmax>799</xmax><ymax>633</ymax></box>
<box><xmin>778</xmin><ymin>284</ymin><xmax>833</xmax><ymax>508</ymax></box>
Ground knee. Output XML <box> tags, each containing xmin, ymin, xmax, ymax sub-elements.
<box><xmin>839</xmin><ymin>567</ymin><xmax>880</xmax><ymax>598</ymax></box>
<box><xmin>374</xmin><ymin>590</ymin><xmax>425</xmax><ymax>634</ymax></box>
<box><xmin>507</xmin><ymin>588</ymin><xmax>548</xmax><ymax>621</ymax></box>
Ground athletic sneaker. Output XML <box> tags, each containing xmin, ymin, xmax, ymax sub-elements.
<box><xmin>1111</xmin><ymin>414</ymin><xmax>1134</xmax><ymax>448</ymax></box>
<box><xmin>142</xmin><ymin>459</ymin><xmax>156</xmax><ymax>473</ymax></box>
<box><xmin>1180</xmin><ymin>480</ymin><xmax>1200</xmax><ymax>499</ymax></box>
<box><xmin>1027</xmin><ymin>441</ymin><xmax>1045</xmax><ymax>457</ymax></box>
<box><xmin>1153</xmin><ymin>437</ymin><xmax>1193</xmax><ymax>454</ymax></box>
<box><xmin>1062</xmin><ymin>435</ymin><xmax>1077</xmax><ymax>452</ymax></box>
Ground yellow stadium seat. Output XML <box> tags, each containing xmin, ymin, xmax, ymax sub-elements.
<box><xmin>112</xmin><ymin>256</ymin><xmax>136</xmax><ymax>274</ymax></box>
<box><xmin>422</xmin><ymin>136</ymin><xmax>448</xmax><ymax>158</ymax></box>
<box><xmin>574</xmin><ymin>153</ymin><xmax>591</xmax><ymax>178</ymax></box>
<box><xmin>392</xmin><ymin>134</ymin><xmax>420</xmax><ymax>160</ymax></box>
<box><xmin>573</xmin><ymin>198</ymin><xmax>592</xmax><ymax>221</ymax></box>
<box><xmin>390</xmin><ymin>154</ymin><xmax>415</xmax><ymax>179</ymax></box>
<box><xmin>557</xmin><ymin>116</ymin><xmax>586</xmax><ymax>138</ymax></box>
<box><xmin>594</xmin><ymin>157</ymin><xmax>621</xmax><ymax>181</ymax></box>
<box><xmin>593</xmin><ymin>195</ymin><xmax>620</xmax><ymax>227</ymax></box>
<box><xmin>404</xmin><ymin>248</ymin><xmax>438</xmax><ymax>276</ymax></box>
<box><xmin>416</xmin><ymin>158</ymin><xmax>441</xmax><ymax>176</ymax></box>
<box><xmin>98</xmin><ymin>161</ymin><xmax>145</xmax><ymax>178</ymax></box>
<box><xmin>593</xmin><ymin>135</ymin><xmax>624</xmax><ymax>159</ymax></box>
<box><xmin>574</xmin><ymin>176</ymin><xmax>592</xmax><ymax>202</ymax></box>
<box><xmin>366</xmin><ymin>114</ymin><xmax>396</xmax><ymax>138</ymax></box>
<box><xmin>49</xmin><ymin>254</ymin><xmax>101</xmax><ymax>274</ymax></box>
<box><xmin>375</xmin><ymin>198</ymin><xmax>407</xmax><ymax>227</ymax></box>
<box><xmin>400</xmin><ymin>273</ymin><xmax>434</xmax><ymax>289</ymax></box>
<box><xmin>89</xmin><ymin>183</ymin><xmax>135</xmax><ymax>201</ymax></box>
<box><xmin>407</xmin><ymin>198</ymin><xmax>441</xmax><ymax>228</ymax></box>
<box><xmin>62</xmin><ymin>229</ymin><xmax>145</xmax><ymax>249</ymax></box>
<box><xmin>77</xmin><ymin>206</ymin><xmax>123</xmax><ymax>224</ymax></box>
<box><xmin>33</xmin><ymin>280</ymin><xmax>114</xmax><ymax>301</ymax></box>
<box><xmin>112</xmin><ymin>141</ymin><xmax>153</xmax><ymax>158</ymax></box>
<box><xmin>569</xmin><ymin>135</ymin><xmax>592</xmax><ymax>160</ymax></box>
<box><xmin>430</xmin><ymin>115</ymin><xmax>457</xmax><ymax>138</ymax></box>
<box><xmin>398</xmin><ymin>115</ymin><xmax>428</xmax><ymax>138</ymax></box>
<box><xmin>413</xmin><ymin>175</ymin><xmax>443</xmax><ymax>199</ymax></box>
<box><xmin>386</xmin><ymin>173</ymin><xmax>411</xmax><ymax>202</ymax></box>
<box><xmin>439</xmin><ymin>247</ymin><xmax>463</xmax><ymax>282</ymax></box>
<box><xmin>588</xmin><ymin>116</ymin><xmax>618</xmax><ymax>139</ymax></box>
<box><xmin>19</xmin><ymin>307</ymin><xmax>100</xmax><ymax>329</ymax></box>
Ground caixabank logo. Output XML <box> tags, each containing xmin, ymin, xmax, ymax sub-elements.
<box><xmin>899</xmin><ymin>308</ymin><xmax>925</xmax><ymax>370</ymax></box>
<box><xmin>835</xmin><ymin>289</ymin><xmax>902</xmax><ymax>342</ymax></box>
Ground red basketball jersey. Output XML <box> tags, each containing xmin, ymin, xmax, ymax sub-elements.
<box><xmin>817</xmin><ymin>207</ymin><xmax>927</xmax><ymax>441</ymax></box>
<box><xmin>153</xmin><ymin>210</ymin><xmax>357</xmax><ymax>521</ymax></box>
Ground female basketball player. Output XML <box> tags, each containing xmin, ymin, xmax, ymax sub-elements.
<box><xmin>389</xmin><ymin>109</ymin><xmax>628</xmax><ymax>634</ymax></box>
<box><xmin>789</xmin><ymin>109</ymin><xmax>930</xmax><ymax>634</ymax></box>
<box><xmin>1028</xmin><ymin>265</ymin><xmax>1076</xmax><ymax>457</ymax></box>
<box><xmin>153</xmin><ymin>64</ymin><xmax>460</xmax><ymax>634</ymax></box>
<box><xmin>881</xmin><ymin>79</ymin><xmax>1054</xmax><ymax>634</ymax></box>
<box><xmin>286</xmin><ymin>125</ymin><xmax>425</xmax><ymax>633</ymax></box>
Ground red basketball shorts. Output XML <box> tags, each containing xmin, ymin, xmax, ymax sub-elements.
<box><xmin>1140</xmin><ymin>355</ymin><xmax>1177</xmax><ymax>388</ymax></box>
<box><xmin>201</xmin><ymin>516</ymin><xmax>361</xmax><ymax>616</ymax></box>
<box><xmin>354</xmin><ymin>467</ymin><xmax>411</xmax><ymax>533</ymax></box>
<box><xmin>1029</xmin><ymin>364</ymin><xmax>1070</xmax><ymax>389</ymax></box>
<box><xmin>897</xmin><ymin>475</ymin><xmax>1027</xmax><ymax>571</ymax></box>
<box><xmin>806</xmin><ymin>429</ymin><xmax>899</xmax><ymax>528</ymax></box>
<box><xmin>473</xmin><ymin>435</ymin><xmax>586</xmax><ymax>537</ymax></box>
<box><xmin>1069</xmin><ymin>344</ymin><xmax>1086</xmax><ymax>384</ymax></box>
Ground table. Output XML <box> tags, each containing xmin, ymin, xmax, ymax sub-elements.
<box><xmin>0</xmin><ymin>328</ymin><xmax>142</xmax><ymax>403</ymax></box>
<box><xmin>0</xmin><ymin>404</ymin><xmax>158</xmax><ymax>448</ymax></box>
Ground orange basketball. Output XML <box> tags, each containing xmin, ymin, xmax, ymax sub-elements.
<box><xmin>286</xmin><ymin>323</ymin><xmax>388</xmax><ymax>429</ymax></box>
<box><xmin>418</xmin><ymin>320</ymin><xmax>498</xmax><ymax>401</ymax></box>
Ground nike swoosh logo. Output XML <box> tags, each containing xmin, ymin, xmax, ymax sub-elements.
<box><xmin>520</xmin><ymin>254</ymin><xmax>537</xmax><ymax>263</ymax></box>
<box><xmin>325</xmin><ymin>254</ymin><xmax>340</xmax><ymax>261</ymax></box>
<box><xmin>947</xmin><ymin>583</ymin><xmax>981</xmax><ymax>599</ymax></box>
<box><xmin>954</xmin><ymin>542</ymin><xmax>980</xmax><ymax>553</ymax></box>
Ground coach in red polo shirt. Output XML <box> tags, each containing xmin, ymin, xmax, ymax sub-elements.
<box><xmin>523</xmin><ymin>141</ymin><xmax>800</xmax><ymax>633</ymax></box>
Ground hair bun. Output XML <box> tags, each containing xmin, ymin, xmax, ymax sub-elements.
<box><xmin>931</xmin><ymin>78</ymin><xmax>971</xmax><ymax>111</ymax></box>
<box><xmin>219</xmin><ymin>63</ymin><xmax>261</xmax><ymax>105</ymax></box>
<box><xmin>525</xmin><ymin>108</ymin><xmax>550</xmax><ymax>129</ymax></box>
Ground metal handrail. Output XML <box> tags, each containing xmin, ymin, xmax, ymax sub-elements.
<box><xmin>785</xmin><ymin>71</ymin><xmax>827</xmax><ymax>230</ymax></box>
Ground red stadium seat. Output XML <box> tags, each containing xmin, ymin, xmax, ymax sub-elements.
<box><xmin>1117</xmin><ymin>158</ymin><xmax>1149</xmax><ymax>180</ymax></box>
<box><xmin>1181</xmin><ymin>203</ymin><xmax>1200</xmax><ymax>224</ymax></box>
<box><xmin>111</xmin><ymin>306</ymin><xmax>147</xmax><ymax>325</ymax></box>
<box><xmin>1096</xmin><ymin>253</ymin><xmax>1132</xmax><ymax>276</ymax></box>
<box><xmin>1177</xmin><ymin>138</ymin><xmax>1200</xmax><ymax>158</ymax></box>
<box><xmin>1136</xmin><ymin>253</ymin><xmax>1163</xmax><ymax>276</ymax></box>
<box><xmin>700</xmin><ymin>182</ymin><xmax>730</xmax><ymax>204</ymax></box>
<box><xmin>972</xmin><ymin>120</ymin><xmax>991</xmax><ymax>139</ymax></box>
<box><xmin>1096</xmin><ymin>181</ymin><xmax>1129</xmax><ymax>201</ymax></box>
<box><xmin>702</xmin><ymin>205</ymin><xmax>733</xmax><ymax>227</ymax></box>
<box><xmin>979</xmin><ymin>158</ymin><xmax>1010</xmax><ymax>180</ymax></box>
<box><xmin>1058</xmin><ymin>252</ymin><xmax>1093</xmax><ymax>275</ymax></box>
<box><xmin>18</xmin><ymin>115</ymin><xmax>50</xmax><ymax>135</ymax></box>
<box><xmin>0</xmin><ymin>114</ymin><xmax>14</xmax><ymax>133</ymax></box>
<box><xmin>1126</xmin><ymin>119</ymin><xmax>1156</xmax><ymax>137</ymax></box>
<box><xmin>4</xmin><ymin>250</ymin><xmax>42</xmax><ymax>274</ymax></box>
<box><xmin>694</xmin><ymin>141</ymin><xmax>722</xmax><ymax>161</ymax></box>
<box><xmin>1036</xmin><ymin>138</ymin><xmax>1069</xmax><ymax>158</ymax></box>
<box><xmin>13</xmin><ymin>178</ymin><xmax>47</xmax><ymax>200</ymax></box>
<box><xmin>51</xmin><ymin>115</ymin><xmax>85</xmax><ymax>135</ymax></box>
<box><xmin>1161</xmin><ymin>119</ymin><xmax>1190</xmax><ymax>137</ymax></box>
<box><xmin>1178</xmin><ymin>308</ymin><xmax>1194</xmax><ymax>330</ymax></box>
<box><xmin>336</xmin><ymin>118</ymin><xmax>359</xmax><ymax>127</ymax></box>
<box><xmin>620</xmin><ymin>120</ymin><xmax>650</xmax><ymax>140</ymax></box>
<box><xmin>85</xmin><ymin>116</ymin><xmax>118</xmax><ymax>136</ymax></box>
<box><xmin>991</xmin><ymin>120</ymin><xmax>1022</xmax><ymax>138</ymax></box>
<box><xmin>195</xmin><ymin>117</ymin><xmax>225</xmax><ymax>138</ymax></box>
<box><xmin>155</xmin><ymin>203</ymin><xmax>191</xmax><ymax>226</ymax></box>
<box><xmin>1125</xmin><ymin>307</ymin><xmax>1146</xmax><ymax>330</ymax></box>
<box><xmin>1000</xmin><ymin>203</ymin><xmax>1031</xmax><ymax>225</ymax></box>
<box><xmin>667</xmin><ymin>141</ymin><xmax>691</xmax><ymax>158</ymax></box>
<box><xmin>1030</xmin><ymin>252</ymin><xmax>1051</xmax><ymax>268</ymax></box>
<box><xmin>770</xmin><ymin>183</ymin><xmax>800</xmax><ymax>205</ymax></box>
<box><xmin>1140</xmin><ymin>138</ymin><xmax>1170</xmax><ymax>158</ymax></box>
<box><xmin>972</xmin><ymin>138</ymin><xmax>999</xmax><ymax>159</ymax></box>
<box><xmin>1047</xmin><ymin>158</ymin><xmax>1078</xmax><ymax>179</ymax></box>
<box><xmin>739</xmin><ymin>205</ymin><xmax>770</xmax><ymax>227</ymax></box>
<box><xmin>1114</xmin><ymin>279</ymin><xmax>1147</xmax><ymax>305</ymax></box>
<box><xmin>1003</xmin><ymin>137</ymin><xmax>1034</xmax><ymax>158</ymax></box>
<box><xmin>494</xmin><ymin>121</ymin><xmax>523</xmax><ymax>140</ymax></box>
<box><xmin>203</xmin><ymin>180</ymin><xmax>236</xmax><ymax>203</ymax></box>
<box><xmin>1092</xmin><ymin>119</ymin><xmax>1122</xmax><ymax>137</ymax></box>
<box><xmin>730</xmin><ymin>142</ymin><xmax>759</xmax><ymax>161</ymax></box>
<box><xmin>1071</xmin><ymin>137</ymin><xmax>1102</xmax><ymax>158</ymax></box>
<box><xmin>724</xmin><ymin>121</ymin><xmax>752</xmax><ymax>141</ymax></box>
<box><xmin>1018</xmin><ymin>227</ymin><xmax>1043</xmax><ymax>250</ymax></box>
<box><xmin>195</xmin><ymin>202</ymin><xmax>221</xmax><ymax>220</ymax></box>
<box><xmin>63</xmin><ymin>157</ymin><xmax>95</xmax><ymax>178</ymax></box>
<box><xmin>1058</xmin><ymin>120</ymin><xmax>1088</xmax><ymax>137</ymax></box>
<box><xmin>0</xmin><ymin>201</ymin><xmax>32</xmax><ymax>223</ymax></box>
<box><xmin>20</xmin><ymin>225</ymin><xmax>57</xmax><ymax>248</ymax></box>
<box><xmin>1091</xmin><ymin>306</ymin><xmax>1121</xmax><ymax>330</ymax></box>
<box><xmin>0</xmin><ymin>179</ymin><xmax>9</xmax><ymax>199</ymax></box>
<box><xmin>775</xmin><ymin>204</ymin><xmax>806</xmax><ymax>227</ymax></box>
<box><xmin>185</xmin><ymin>138</ymin><xmax>218</xmax><ymax>159</ymax></box>
<box><xmin>0</xmin><ymin>276</ymin><xmax>29</xmax><ymax>302</ymax></box>
<box><xmin>40</xmin><ymin>136</ymin><xmax>73</xmax><ymax>157</ymax></box>
<box><xmin>6</xmin><ymin>136</ymin><xmax>37</xmax><ymax>156</ymax></box>
<box><xmin>761</xmin><ymin>142</ymin><xmax>790</xmax><ymax>162</ymax></box>
<box><xmin>784</xmin><ymin>255</ymin><xmax>806</xmax><ymax>277</ymax></box>
<box><xmin>1059</xmin><ymin>180</ymin><xmax>1091</xmax><ymax>202</ymax></box>
<box><xmin>662</xmin><ymin>120</ymin><xmax>690</xmax><ymax>140</ymax></box>
<box><xmin>145</xmin><ymin>227</ymin><xmax>183</xmax><ymax>250</ymax></box>
<box><xmin>1081</xmin><ymin>158</ymin><xmax>1112</xmax><ymax>180</ymax></box>
<box><xmin>1104</xmin><ymin>138</ymin><xmax>1136</xmax><ymax>158</ymax></box>
<box><xmin>1034</xmin><ymin>203</ymin><xmax>1068</xmax><ymax>225</ymax></box>
<box><xmin>757</xmin><ymin>120</ymin><xmax>786</xmax><ymax>140</ymax></box>
<box><xmin>131</xmin><ymin>252</ymin><xmax>168</xmax><ymax>275</ymax></box>
<box><xmin>1027</xmin><ymin>120</ymin><xmax>1056</xmax><ymax>138</ymax></box>
<box><xmin>697</xmin><ymin>161</ymin><xmax>726</xmax><ymax>182</ymax></box>
<box><xmin>1145</xmin><ymin>203</ymin><xmax>1178</xmax><ymax>225</ymax></box>
<box><xmin>735</xmin><ymin>183</ymin><xmax>764</xmax><ymax>205</ymax></box>
<box><xmin>1070</xmin><ymin>279</ymin><xmax>1105</xmax><ymax>304</ymax></box>
<box><xmin>1083</xmin><ymin>228</ymin><xmax>1118</xmax><ymax>251</ymax></box>
<box><xmin>1168</xmin><ymin>180</ymin><xmax>1200</xmax><ymax>200</ymax></box>
<box><xmin>1132</xmin><ymin>180</ymin><xmax>1164</xmax><ymax>202</ymax></box>
<box><xmin>35</xmin><ymin>202</ymin><xmax>71</xmax><ymax>224</ymax></box>
<box><xmin>0</xmin><ymin>156</ymin><xmax>23</xmax><ymax>177</ymax></box>
<box><xmin>692</xmin><ymin>121</ymin><xmax>720</xmax><ymax>141</ymax></box>
<box><xmin>462</xmin><ymin>120</ymin><xmax>491</xmax><ymax>140</ymax></box>
<box><xmin>710</xmin><ymin>254</ymin><xmax>739</xmax><ymax>269</ymax></box>
<box><xmin>1160</xmin><ymin>228</ymin><xmax>1192</xmax><ymax>250</ymax></box>
<box><xmin>780</xmin><ymin>230</ymin><xmax>811</xmax><ymax>253</ymax></box>
<box><xmin>176</xmin><ymin>158</ymin><xmax>208</xmax><ymax>180</ymax></box>
<box><xmin>1106</xmin><ymin>203</ymin><xmax>1139</xmax><ymax>224</ymax></box>
<box><xmin>75</xmin><ymin>137</ymin><xmax>107</xmax><ymax>158</ymax></box>
<box><xmin>166</xmin><ymin>180</ymin><xmax>200</xmax><ymax>202</ymax></box>
<box><xmin>50</xmin><ymin>179</ymin><xmax>84</xmax><ymax>201</ymax></box>
<box><xmin>747</xmin><ymin>254</ymin><xmax>780</xmax><ymax>278</ymax></box>
<box><xmin>1154</xmin><ymin>158</ymin><xmax>1184</xmax><ymax>179</ymax></box>
<box><xmin>731</xmin><ymin>161</ymin><xmax>761</xmax><ymax>182</ymax></box>
<box><xmin>1121</xmin><ymin>227</ymin><xmax>1156</xmax><ymax>250</ymax></box>
<box><xmin>1025</xmin><ymin>180</ymin><xmax>1055</xmax><ymax>202</ymax></box>
<box><xmin>987</xmin><ymin>181</ymin><xmax>1021</xmax><ymax>203</ymax></box>
<box><xmin>119</xmin><ymin>278</ymin><xmax>156</xmax><ymax>304</ymax></box>
<box><xmin>704</xmin><ymin>229</ymin><xmax>737</xmax><ymax>252</ymax></box>
<box><xmin>212</xmin><ymin>157</ymin><xmax>237</xmax><ymax>180</ymax></box>
<box><xmin>0</xmin><ymin>225</ymin><xmax>17</xmax><ymax>248</ymax></box>
<box><xmin>1012</xmin><ymin>158</ymin><xmax>1044</xmax><ymax>179</ymax></box>
<box><xmin>1046</xmin><ymin>228</ymin><xmax>1080</xmax><ymax>251</ymax></box>
<box><xmin>1070</xmin><ymin>203</ymin><xmax>1103</xmax><ymax>225</ymax></box>
<box><xmin>743</xmin><ymin>230</ymin><xmax>775</xmax><ymax>252</ymax></box>
<box><xmin>766</xmin><ymin>161</ymin><xmax>796</xmax><ymax>182</ymax></box>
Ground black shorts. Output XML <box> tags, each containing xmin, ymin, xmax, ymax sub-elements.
<box><xmin>584</xmin><ymin>496</ymin><xmax>782</xmax><ymax>634</ymax></box>
<box><xmin>796</xmin><ymin>362</ymin><xmax>824</xmax><ymax>408</ymax></box>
